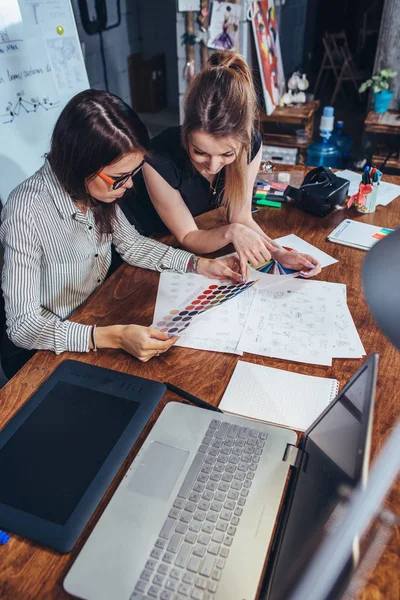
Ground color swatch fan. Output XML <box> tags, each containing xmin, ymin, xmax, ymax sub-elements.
<box><xmin>253</xmin><ymin>257</ymin><xmax>298</xmax><ymax>276</ymax></box>
<box><xmin>251</xmin><ymin>244</ymin><xmax>301</xmax><ymax>277</ymax></box>
<box><xmin>153</xmin><ymin>279</ymin><xmax>257</xmax><ymax>336</ymax></box>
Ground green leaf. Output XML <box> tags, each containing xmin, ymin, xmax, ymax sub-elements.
<box><xmin>359</xmin><ymin>79</ymin><xmax>372</xmax><ymax>93</ymax></box>
<box><xmin>378</xmin><ymin>68</ymin><xmax>397</xmax><ymax>79</ymax></box>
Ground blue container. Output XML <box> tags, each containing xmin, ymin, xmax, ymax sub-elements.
<box><xmin>306</xmin><ymin>138</ymin><xmax>343</xmax><ymax>168</ymax></box>
<box><xmin>330</xmin><ymin>121</ymin><xmax>353</xmax><ymax>158</ymax></box>
<box><xmin>373</xmin><ymin>90</ymin><xmax>393</xmax><ymax>113</ymax></box>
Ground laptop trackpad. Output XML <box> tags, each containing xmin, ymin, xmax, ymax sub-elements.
<box><xmin>127</xmin><ymin>442</ymin><xmax>189</xmax><ymax>501</ymax></box>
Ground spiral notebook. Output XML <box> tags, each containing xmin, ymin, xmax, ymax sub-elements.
<box><xmin>220</xmin><ymin>361</ymin><xmax>339</xmax><ymax>431</ymax></box>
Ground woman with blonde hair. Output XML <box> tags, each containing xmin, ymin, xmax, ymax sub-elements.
<box><xmin>130</xmin><ymin>50</ymin><xmax>321</xmax><ymax>278</ymax></box>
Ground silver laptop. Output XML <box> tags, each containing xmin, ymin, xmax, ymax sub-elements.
<box><xmin>64</xmin><ymin>355</ymin><xmax>377</xmax><ymax>600</ymax></box>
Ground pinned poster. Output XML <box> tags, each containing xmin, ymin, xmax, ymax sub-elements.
<box><xmin>249</xmin><ymin>0</ymin><xmax>285</xmax><ymax>115</ymax></box>
<box><xmin>207</xmin><ymin>1</ymin><xmax>241</xmax><ymax>51</ymax></box>
<box><xmin>178</xmin><ymin>0</ymin><xmax>201</xmax><ymax>11</ymax></box>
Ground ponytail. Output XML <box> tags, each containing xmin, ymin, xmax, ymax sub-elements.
<box><xmin>182</xmin><ymin>51</ymin><xmax>258</xmax><ymax>210</ymax></box>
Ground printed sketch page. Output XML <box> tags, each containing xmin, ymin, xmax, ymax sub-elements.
<box><xmin>237</xmin><ymin>279</ymin><xmax>336</xmax><ymax>366</ymax></box>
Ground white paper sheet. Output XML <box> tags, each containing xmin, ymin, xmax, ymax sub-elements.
<box><xmin>251</xmin><ymin>269</ymin><xmax>298</xmax><ymax>289</ymax></box>
<box><xmin>237</xmin><ymin>279</ymin><xmax>336</xmax><ymax>366</ymax></box>
<box><xmin>336</xmin><ymin>169</ymin><xmax>400</xmax><ymax>207</ymax></box>
<box><xmin>178</xmin><ymin>0</ymin><xmax>200</xmax><ymax>10</ymax></box>
<box><xmin>273</xmin><ymin>234</ymin><xmax>338</xmax><ymax>267</ymax></box>
<box><xmin>324</xmin><ymin>283</ymin><xmax>366</xmax><ymax>358</ymax></box>
<box><xmin>176</xmin><ymin>287</ymin><xmax>256</xmax><ymax>354</ymax></box>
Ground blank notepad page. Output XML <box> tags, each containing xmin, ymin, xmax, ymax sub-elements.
<box><xmin>220</xmin><ymin>361</ymin><xmax>339</xmax><ymax>431</ymax></box>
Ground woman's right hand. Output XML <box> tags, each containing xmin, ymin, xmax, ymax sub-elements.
<box><xmin>119</xmin><ymin>325</ymin><xmax>178</xmax><ymax>362</ymax></box>
<box><xmin>96</xmin><ymin>324</ymin><xmax>178</xmax><ymax>362</ymax></box>
<box><xmin>229</xmin><ymin>223</ymin><xmax>276</xmax><ymax>278</ymax></box>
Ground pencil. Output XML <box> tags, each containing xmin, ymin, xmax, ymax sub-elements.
<box><xmin>165</xmin><ymin>382</ymin><xmax>223</xmax><ymax>413</ymax></box>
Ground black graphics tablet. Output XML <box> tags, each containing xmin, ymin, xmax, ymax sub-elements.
<box><xmin>0</xmin><ymin>360</ymin><xmax>166</xmax><ymax>553</ymax></box>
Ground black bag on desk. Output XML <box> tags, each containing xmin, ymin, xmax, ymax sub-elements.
<box><xmin>284</xmin><ymin>167</ymin><xmax>350</xmax><ymax>217</ymax></box>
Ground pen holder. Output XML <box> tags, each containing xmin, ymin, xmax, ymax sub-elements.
<box><xmin>356</xmin><ymin>183</ymin><xmax>378</xmax><ymax>214</ymax></box>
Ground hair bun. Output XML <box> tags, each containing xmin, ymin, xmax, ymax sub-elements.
<box><xmin>207</xmin><ymin>51</ymin><xmax>253</xmax><ymax>83</ymax></box>
<box><xmin>207</xmin><ymin>50</ymin><xmax>237</xmax><ymax>69</ymax></box>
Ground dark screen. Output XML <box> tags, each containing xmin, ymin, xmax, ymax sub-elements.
<box><xmin>267</xmin><ymin>363</ymin><xmax>373</xmax><ymax>600</ymax></box>
<box><xmin>0</xmin><ymin>382</ymin><xmax>139</xmax><ymax>525</ymax></box>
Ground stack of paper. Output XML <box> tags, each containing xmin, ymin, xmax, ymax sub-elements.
<box><xmin>236</xmin><ymin>279</ymin><xmax>365</xmax><ymax>366</ymax></box>
<box><xmin>152</xmin><ymin>236</ymin><xmax>365</xmax><ymax>366</ymax></box>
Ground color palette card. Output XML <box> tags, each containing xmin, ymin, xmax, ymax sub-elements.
<box><xmin>153</xmin><ymin>275</ymin><xmax>258</xmax><ymax>337</ymax></box>
<box><xmin>153</xmin><ymin>272</ymin><xmax>257</xmax><ymax>354</ymax></box>
<box><xmin>327</xmin><ymin>219</ymin><xmax>394</xmax><ymax>251</ymax></box>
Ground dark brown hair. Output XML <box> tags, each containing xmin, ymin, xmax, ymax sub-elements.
<box><xmin>47</xmin><ymin>89</ymin><xmax>149</xmax><ymax>235</ymax></box>
<box><xmin>181</xmin><ymin>51</ymin><xmax>258</xmax><ymax>210</ymax></box>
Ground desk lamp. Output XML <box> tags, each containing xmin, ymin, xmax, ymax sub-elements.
<box><xmin>362</xmin><ymin>226</ymin><xmax>400</xmax><ymax>349</ymax></box>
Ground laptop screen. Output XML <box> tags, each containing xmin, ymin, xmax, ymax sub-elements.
<box><xmin>265</xmin><ymin>356</ymin><xmax>377</xmax><ymax>600</ymax></box>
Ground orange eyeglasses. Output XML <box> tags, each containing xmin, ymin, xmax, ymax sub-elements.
<box><xmin>97</xmin><ymin>160</ymin><xmax>145</xmax><ymax>190</ymax></box>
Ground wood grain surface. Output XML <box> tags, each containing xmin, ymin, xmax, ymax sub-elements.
<box><xmin>0</xmin><ymin>170</ymin><xmax>399</xmax><ymax>600</ymax></box>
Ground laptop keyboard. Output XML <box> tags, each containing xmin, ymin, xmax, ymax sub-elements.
<box><xmin>131</xmin><ymin>419</ymin><xmax>267</xmax><ymax>600</ymax></box>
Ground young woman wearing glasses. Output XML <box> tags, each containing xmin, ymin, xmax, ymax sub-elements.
<box><xmin>0</xmin><ymin>89</ymin><xmax>241</xmax><ymax>379</ymax></box>
<box><xmin>129</xmin><ymin>51</ymin><xmax>321</xmax><ymax>278</ymax></box>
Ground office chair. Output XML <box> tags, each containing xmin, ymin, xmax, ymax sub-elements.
<box><xmin>362</xmin><ymin>227</ymin><xmax>400</xmax><ymax>349</ymax></box>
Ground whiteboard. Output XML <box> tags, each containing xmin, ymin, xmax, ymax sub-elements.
<box><xmin>0</xmin><ymin>0</ymin><xmax>89</xmax><ymax>203</ymax></box>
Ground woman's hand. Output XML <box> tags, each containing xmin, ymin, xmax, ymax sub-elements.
<box><xmin>197</xmin><ymin>256</ymin><xmax>244</xmax><ymax>282</ymax></box>
<box><xmin>120</xmin><ymin>325</ymin><xmax>178</xmax><ymax>361</ymax></box>
<box><xmin>110</xmin><ymin>325</ymin><xmax>178</xmax><ymax>362</ymax></box>
<box><xmin>229</xmin><ymin>223</ymin><xmax>276</xmax><ymax>278</ymax></box>
<box><xmin>272</xmin><ymin>249</ymin><xmax>322</xmax><ymax>278</ymax></box>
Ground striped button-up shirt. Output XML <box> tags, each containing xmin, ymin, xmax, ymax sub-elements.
<box><xmin>0</xmin><ymin>160</ymin><xmax>192</xmax><ymax>354</ymax></box>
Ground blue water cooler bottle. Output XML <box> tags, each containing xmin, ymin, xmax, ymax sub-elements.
<box><xmin>306</xmin><ymin>106</ymin><xmax>343</xmax><ymax>168</ymax></box>
<box><xmin>330</xmin><ymin>120</ymin><xmax>353</xmax><ymax>165</ymax></box>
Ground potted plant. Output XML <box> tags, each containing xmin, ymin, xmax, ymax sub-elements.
<box><xmin>359</xmin><ymin>69</ymin><xmax>397</xmax><ymax>113</ymax></box>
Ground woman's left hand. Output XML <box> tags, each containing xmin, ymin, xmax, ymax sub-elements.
<box><xmin>272</xmin><ymin>249</ymin><xmax>322</xmax><ymax>278</ymax></box>
<box><xmin>198</xmin><ymin>256</ymin><xmax>244</xmax><ymax>282</ymax></box>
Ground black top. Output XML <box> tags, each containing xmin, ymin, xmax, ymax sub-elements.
<box><xmin>127</xmin><ymin>126</ymin><xmax>262</xmax><ymax>235</ymax></box>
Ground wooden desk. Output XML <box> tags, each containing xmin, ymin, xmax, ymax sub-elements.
<box><xmin>1</xmin><ymin>173</ymin><xmax>400</xmax><ymax>600</ymax></box>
